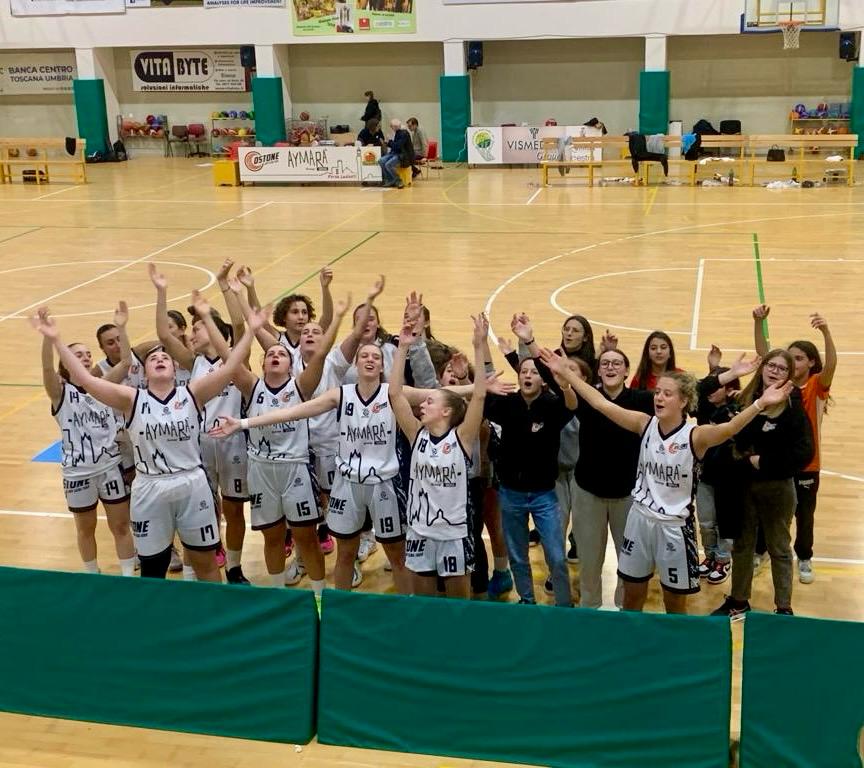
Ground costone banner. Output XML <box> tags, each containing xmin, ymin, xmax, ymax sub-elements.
<box><xmin>130</xmin><ymin>49</ymin><xmax>246</xmax><ymax>92</ymax></box>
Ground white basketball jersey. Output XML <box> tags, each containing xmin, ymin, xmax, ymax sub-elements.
<box><xmin>127</xmin><ymin>387</ymin><xmax>202</xmax><ymax>475</ymax></box>
<box><xmin>277</xmin><ymin>333</ymin><xmax>305</xmax><ymax>379</ymax></box>
<box><xmin>191</xmin><ymin>354</ymin><xmax>242</xmax><ymax>431</ymax></box>
<box><xmin>52</xmin><ymin>383</ymin><xmax>122</xmax><ymax>478</ymax></box>
<box><xmin>307</xmin><ymin>347</ymin><xmax>350</xmax><ymax>455</ymax></box>
<box><xmin>174</xmin><ymin>365</ymin><xmax>191</xmax><ymax>388</ymax></box>
<box><xmin>631</xmin><ymin>417</ymin><xmax>698</xmax><ymax>522</ymax></box>
<box><xmin>336</xmin><ymin>383</ymin><xmax>397</xmax><ymax>484</ymax></box>
<box><xmin>98</xmin><ymin>355</ymin><xmax>145</xmax><ymax>389</ymax></box>
<box><xmin>408</xmin><ymin>427</ymin><xmax>470</xmax><ymax>541</ymax></box>
<box><xmin>245</xmin><ymin>378</ymin><xmax>308</xmax><ymax>463</ymax></box>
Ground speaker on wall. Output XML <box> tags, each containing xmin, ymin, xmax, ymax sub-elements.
<box><xmin>839</xmin><ymin>32</ymin><xmax>858</xmax><ymax>62</ymax></box>
<box><xmin>240</xmin><ymin>45</ymin><xmax>256</xmax><ymax>69</ymax></box>
<box><xmin>467</xmin><ymin>41</ymin><xmax>483</xmax><ymax>70</ymax></box>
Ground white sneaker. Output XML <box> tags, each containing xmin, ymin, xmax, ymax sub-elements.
<box><xmin>134</xmin><ymin>555</ymin><xmax>141</xmax><ymax>572</ymax></box>
<box><xmin>168</xmin><ymin>546</ymin><xmax>183</xmax><ymax>573</ymax></box>
<box><xmin>357</xmin><ymin>536</ymin><xmax>378</xmax><ymax>563</ymax></box>
<box><xmin>352</xmin><ymin>560</ymin><xmax>363</xmax><ymax>588</ymax></box>
<box><xmin>798</xmin><ymin>559</ymin><xmax>814</xmax><ymax>584</ymax></box>
<box><xmin>383</xmin><ymin>557</ymin><xmax>393</xmax><ymax>572</ymax></box>
<box><xmin>285</xmin><ymin>559</ymin><xmax>305</xmax><ymax>586</ymax></box>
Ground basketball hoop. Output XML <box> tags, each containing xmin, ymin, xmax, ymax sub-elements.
<box><xmin>778</xmin><ymin>20</ymin><xmax>802</xmax><ymax>50</ymax></box>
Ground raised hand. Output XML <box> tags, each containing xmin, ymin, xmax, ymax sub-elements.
<box><xmin>404</xmin><ymin>291</ymin><xmax>424</xmax><ymax>337</ymax></box>
<box><xmin>472</xmin><ymin>313</ymin><xmax>489</xmax><ymax>348</ymax></box>
<box><xmin>759</xmin><ymin>380</ymin><xmax>794</xmax><ymax>407</ymax></box>
<box><xmin>599</xmin><ymin>329</ymin><xmax>618</xmax><ymax>352</ymax></box>
<box><xmin>334</xmin><ymin>294</ymin><xmax>351</xmax><ymax>318</ymax></box>
<box><xmin>208</xmin><ymin>416</ymin><xmax>241</xmax><ymax>439</ymax></box>
<box><xmin>707</xmin><ymin>344</ymin><xmax>722</xmax><ymax>370</ymax></box>
<box><xmin>30</xmin><ymin>307</ymin><xmax>59</xmax><ymax>340</ymax></box>
<box><xmin>497</xmin><ymin>336</ymin><xmax>514</xmax><ymax>356</ymax></box>
<box><xmin>728</xmin><ymin>353</ymin><xmax>761</xmax><ymax>379</ymax></box>
<box><xmin>450</xmin><ymin>351</ymin><xmax>469</xmax><ymax>380</ymax></box>
<box><xmin>148</xmin><ymin>262</ymin><xmax>167</xmax><ymax>290</ymax></box>
<box><xmin>216</xmin><ymin>258</ymin><xmax>234</xmax><ymax>285</ymax></box>
<box><xmin>114</xmin><ymin>300</ymin><xmax>129</xmax><ymax>328</ymax></box>
<box><xmin>248</xmin><ymin>304</ymin><xmax>271</xmax><ymax>332</ymax></box>
<box><xmin>810</xmin><ymin>312</ymin><xmax>829</xmax><ymax>334</ymax></box>
<box><xmin>190</xmin><ymin>289</ymin><xmax>211</xmax><ymax>318</ymax></box>
<box><xmin>510</xmin><ymin>312</ymin><xmax>534</xmax><ymax>343</ymax></box>
<box><xmin>485</xmin><ymin>371</ymin><xmax>518</xmax><ymax>396</ymax></box>
<box><xmin>538</xmin><ymin>347</ymin><xmax>566</xmax><ymax>376</ymax></box>
<box><xmin>752</xmin><ymin>304</ymin><xmax>770</xmax><ymax>321</ymax></box>
<box><xmin>236</xmin><ymin>266</ymin><xmax>255</xmax><ymax>288</ymax></box>
<box><xmin>319</xmin><ymin>266</ymin><xmax>334</xmax><ymax>287</ymax></box>
<box><xmin>368</xmin><ymin>274</ymin><xmax>385</xmax><ymax>300</ymax></box>
<box><xmin>226</xmin><ymin>276</ymin><xmax>243</xmax><ymax>295</ymax></box>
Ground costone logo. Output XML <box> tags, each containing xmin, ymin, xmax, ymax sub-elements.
<box><xmin>244</xmin><ymin>151</ymin><xmax>281</xmax><ymax>172</ymax></box>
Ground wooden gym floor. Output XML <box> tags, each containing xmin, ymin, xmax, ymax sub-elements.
<box><xmin>0</xmin><ymin>157</ymin><xmax>862</xmax><ymax>766</ymax></box>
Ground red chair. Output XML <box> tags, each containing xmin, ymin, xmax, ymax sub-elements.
<box><xmin>420</xmin><ymin>139</ymin><xmax>442</xmax><ymax>179</ymax></box>
<box><xmin>167</xmin><ymin>124</ymin><xmax>189</xmax><ymax>157</ymax></box>
<box><xmin>187</xmin><ymin>123</ymin><xmax>208</xmax><ymax>157</ymax></box>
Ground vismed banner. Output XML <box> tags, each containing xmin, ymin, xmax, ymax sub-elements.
<box><xmin>292</xmin><ymin>0</ymin><xmax>415</xmax><ymax>35</ymax></box>
<box><xmin>130</xmin><ymin>49</ymin><xmax>246</xmax><ymax>92</ymax></box>
<box><xmin>0</xmin><ymin>51</ymin><xmax>76</xmax><ymax>94</ymax></box>
<box><xmin>10</xmin><ymin>0</ymin><xmax>124</xmax><ymax>14</ymax></box>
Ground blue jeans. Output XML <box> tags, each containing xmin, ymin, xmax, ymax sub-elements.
<box><xmin>379</xmin><ymin>152</ymin><xmax>400</xmax><ymax>185</ymax></box>
<box><xmin>498</xmin><ymin>486</ymin><xmax>572</xmax><ymax>607</ymax></box>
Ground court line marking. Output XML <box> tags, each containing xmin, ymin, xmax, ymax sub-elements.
<box><xmin>525</xmin><ymin>188</ymin><xmax>542</xmax><ymax>205</ymax></box>
<box><xmin>643</xmin><ymin>185</ymin><xmax>658</xmax><ymax>215</ymax></box>
<box><xmin>235</xmin><ymin>201</ymin><xmax>273</xmax><ymax>218</ymax></box>
<box><xmin>690</xmin><ymin>259</ymin><xmax>705</xmax><ymax>350</ymax></box>
<box><xmin>34</xmin><ymin>186</ymin><xmax>81</xmax><ymax>200</ymax></box>
<box><xmin>0</xmin><ymin>228</ymin><xmax>41</xmax><ymax>246</ymax></box>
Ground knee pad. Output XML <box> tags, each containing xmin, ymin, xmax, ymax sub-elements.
<box><xmin>139</xmin><ymin>546</ymin><xmax>172</xmax><ymax>578</ymax></box>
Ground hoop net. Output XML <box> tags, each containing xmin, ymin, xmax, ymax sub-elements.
<box><xmin>778</xmin><ymin>20</ymin><xmax>802</xmax><ymax>50</ymax></box>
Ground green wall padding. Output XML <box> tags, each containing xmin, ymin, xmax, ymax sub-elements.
<box><xmin>72</xmin><ymin>79</ymin><xmax>110</xmax><ymax>156</ymax></box>
<box><xmin>851</xmin><ymin>67</ymin><xmax>864</xmax><ymax>156</ymax></box>
<box><xmin>639</xmin><ymin>70</ymin><xmax>670</xmax><ymax>136</ymax></box>
<box><xmin>0</xmin><ymin>566</ymin><xmax>317</xmax><ymax>743</ymax></box>
<box><xmin>439</xmin><ymin>74</ymin><xmax>471</xmax><ymax>162</ymax></box>
<box><xmin>741</xmin><ymin>612</ymin><xmax>864</xmax><ymax>768</ymax></box>
<box><xmin>318</xmin><ymin>590</ymin><xmax>731</xmax><ymax>768</ymax></box>
<box><xmin>251</xmin><ymin>76</ymin><xmax>286</xmax><ymax>147</ymax></box>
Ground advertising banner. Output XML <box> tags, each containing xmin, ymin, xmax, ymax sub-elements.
<box><xmin>292</xmin><ymin>0</ymin><xmax>415</xmax><ymax>35</ymax></box>
<box><xmin>130</xmin><ymin>49</ymin><xmax>246</xmax><ymax>92</ymax></box>
<box><xmin>205</xmin><ymin>0</ymin><xmax>283</xmax><ymax>8</ymax></box>
<box><xmin>0</xmin><ymin>51</ymin><xmax>76</xmax><ymax>95</ymax></box>
<box><xmin>238</xmin><ymin>145</ymin><xmax>382</xmax><ymax>183</ymax></box>
<box><xmin>10</xmin><ymin>0</ymin><xmax>124</xmax><ymax>14</ymax></box>
<box><xmin>467</xmin><ymin>125</ymin><xmax>602</xmax><ymax>165</ymax></box>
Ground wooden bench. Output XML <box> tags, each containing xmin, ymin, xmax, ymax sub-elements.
<box><xmin>748</xmin><ymin>134</ymin><xmax>857</xmax><ymax>186</ymax></box>
<box><xmin>0</xmin><ymin>138</ymin><xmax>87</xmax><ymax>185</ymax></box>
<box><xmin>688</xmin><ymin>135</ymin><xmax>748</xmax><ymax>185</ymax></box>
<box><xmin>541</xmin><ymin>135</ymin><xmax>647</xmax><ymax>186</ymax></box>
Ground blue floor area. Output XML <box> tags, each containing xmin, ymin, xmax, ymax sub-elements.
<box><xmin>33</xmin><ymin>441</ymin><xmax>62</xmax><ymax>463</ymax></box>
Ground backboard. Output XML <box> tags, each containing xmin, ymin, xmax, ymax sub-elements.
<box><xmin>742</xmin><ymin>0</ymin><xmax>839</xmax><ymax>32</ymax></box>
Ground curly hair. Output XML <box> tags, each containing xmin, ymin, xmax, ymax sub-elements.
<box><xmin>273</xmin><ymin>294</ymin><xmax>315</xmax><ymax>328</ymax></box>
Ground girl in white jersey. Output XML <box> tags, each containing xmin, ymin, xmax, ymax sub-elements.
<box><xmin>38</xmin><ymin>306</ymin><xmax>136</xmax><ymax>576</ymax></box>
<box><xmin>209</xmin><ymin>292</ymin><xmax>349</xmax><ymax>593</ymax></box>
<box><xmin>389</xmin><ymin>310</ymin><xmax>488</xmax><ymax>598</ymax></box>
<box><xmin>149</xmin><ymin>264</ymin><xmax>251</xmax><ymax>584</ymax></box>
<box><xmin>541</xmin><ymin>350</ymin><xmax>792</xmax><ymax>614</ymax></box>
<box><xmin>31</xmin><ymin>300</ymin><xmax>268</xmax><ymax>581</ymax></box>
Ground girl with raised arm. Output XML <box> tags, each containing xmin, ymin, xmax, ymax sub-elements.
<box><xmin>39</xmin><ymin>305</ymin><xmax>136</xmax><ymax>576</ymax></box>
<box><xmin>388</xmin><ymin>310</ymin><xmax>488</xmax><ymax>598</ymax></box>
<box><xmin>541</xmin><ymin>348</ymin><xmax>793</xmax><ymax>614</ymax></box>
<box><xmin>31</xmin><ymin>297</ymin><xmax>268</xmax><ymax>582</ymax></box>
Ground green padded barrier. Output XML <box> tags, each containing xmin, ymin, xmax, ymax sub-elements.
<box><xmin>318</xmin><ymin>590</ymin><xmax>731</xmax><ymax>768</ymax></box>
<box><xmin>851</xmin><ymin>67</ymin><xmax>864</xmax><ymax>157</ymax></box>
<box><xmin>741</xmin><ymin>612</ymin><xmax>864</xmax><ymax>768</ymax></box>
<box><xmin>0</xmin><ymin>566</ymin><xmax>317</xmax><ymax>743</ymax></box>
<box><xmin>639</xmin><ymin>70</ymin><xmax>670</xmax><ymax>136</ymax></box>
<box><xmin>440</xmin><ymin>74</ymin><xmax>471</xmax><ymax>163</ymax></box>
<box><xmin>73</xmin><ymin>79</ymin><xmax>110</xmax><ymax>156</ymax></box>
<box><xmin>251</xmin><ymin>76</ymin><xmax>287</xmax><ymax>147</ymax></box>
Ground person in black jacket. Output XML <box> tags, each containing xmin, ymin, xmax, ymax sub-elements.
<box><xmin>712</xmin><ymin>350</ymin><xmax>813</xmax><ymax>617</ymax></box>
<box><xmin>484</xmin><ymin>357</ymin><xmax>576</xmax><ymax>606</ymax></box>
<box><xmin>378</xmin><ymin>119</ymin><xmax>411</xmax><ymax>189</ymax></box>
<box><xmin>361</xmin><ymin>90</ymin><xmax>381</xmax><ymax>124</ymax></box>
<box><xmin>357</xmin><ymin>118</ymin><xmax>385</xmax><ymax>148</ymax></box>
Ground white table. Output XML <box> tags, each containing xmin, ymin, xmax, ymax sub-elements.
<box><xmin>238</xmin><ymin>145</ymin><xmax>382</xmax><ymax>183</ymax></box>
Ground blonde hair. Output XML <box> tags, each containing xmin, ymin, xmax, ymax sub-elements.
<box><xmin>657</xmin><ymin>371</ymin><xmax>698</xmax><ymax>414</ymax></box>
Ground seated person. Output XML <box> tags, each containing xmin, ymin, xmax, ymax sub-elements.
<box><xmin>406</xmin><ymin>117</ymin><xmax>428</xmax><ymax>177</ymax></box>
<box><xmin>378</xmin><ymin>119</ymin><xmax>411</xmax><ymax>189</ymax></box>
<box><xmin>358</xmin><ymin>118</ymin><xmax>385</xmax><ymax>147</ymax></box>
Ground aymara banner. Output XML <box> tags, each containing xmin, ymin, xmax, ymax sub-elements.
<box><xmin>292</xmin><ymin>0</ymin><xmax>415</xmax><ymax>35</ymax></box>
<box><xmin>130</xmin><ymin>49</ymin><xmax>246</xmax><ymax>92</ymax></box>
<box><xmin>0</xmin><ymin>51</ymin><xmax>76</xmax><ymax>94</ymax></box>
<box><xmin>10</xmin><ymin>0</ymin><xmax>124</xmax><ymax>14</ymax></box>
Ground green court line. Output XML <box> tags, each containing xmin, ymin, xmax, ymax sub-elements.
<box><xmin>752</xmin><ymin>233</ymin><xmax>770</xmax><ymax>346</ymax></box>
<box><xmin>0</xmin><ymin>383</ymin><xmax>42</xmax><ymax>388</ymax></box>
<box><xmin>275</xmin><ymin>231</ymin><xmax>380</xmax><ymax>300</ymax></box>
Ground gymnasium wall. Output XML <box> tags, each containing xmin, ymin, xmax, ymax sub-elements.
<box><xmin>471</xmin><ymin>38</ymin><xmax>643</xmax><ymax>134</ymax></box>
<box><xmin>670</xmin><ymin>32</ymin><xmax>853</xmax><ymax>135</ymax></box>
<box><xmin>0</xmin><ymin>95</ymin><xmax>76</xmax><ymax>138</ymax></box>
<box><xmin>288</xmin><ymin>43</ymin><xmax>442</xmax><ymax>134</ymax></box>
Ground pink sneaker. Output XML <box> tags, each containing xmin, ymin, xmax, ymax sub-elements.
<box><xmin>214</xmin><ymin>546</ymin><xmax>226</xmax><ymax>569</ymax></box>
<box><xmin>319</xmin><ymin>534</ymin><xmax>335</xmax><ymax>555</ymax></box>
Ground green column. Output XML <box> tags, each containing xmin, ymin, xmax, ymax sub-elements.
<box><xmin>252</xmin><ymin>76</ymin><xmax>286</xmax><ymax>146</ymax></box>
<box><xmin>639</xmin><ymin>70</ymin><xmax>670</xmax><ymax>135</ymax></box>
<box><xmin>73</xmin><ymin>79</ymin><xmax>110</xmax><ymax>155</ymax></box>
<box><xmin>439</xmin><ymin>75</ymin><xmax>471</xmax><ymax>163</ymax></box>
<box><xmin>850</xmin><ymin>66</ymin><xmax>864</xmax><ymax>158</ymax></box>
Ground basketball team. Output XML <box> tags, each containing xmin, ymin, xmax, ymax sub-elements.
<box><xmin>32</xmin><ymin>260</ymin><xmax>835</xmax><ymax>616</ymax></box>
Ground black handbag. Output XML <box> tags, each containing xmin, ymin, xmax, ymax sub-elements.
<box><xmin>767</xmin><ymin>145</ymin><xmax>786</xmax><ymax>162</ymax></box>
